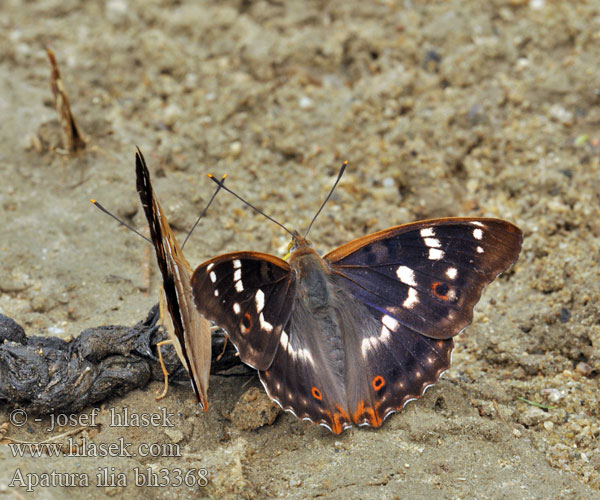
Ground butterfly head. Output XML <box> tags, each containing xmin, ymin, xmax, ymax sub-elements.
<box><xmin>287</xmin><ymin>230</ymin><xmax>313</xmax><ymax>257</ymax></box>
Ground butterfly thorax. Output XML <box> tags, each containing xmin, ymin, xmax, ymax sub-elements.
<box><xmin>288</xmin><ymin>234</ymin><xmax>334</xmax><ymax>306</ymax></box>
<box><xmin>289</xmin><ymin>248</ymin><xmax>331</xmax><ymax>311</ymax></box>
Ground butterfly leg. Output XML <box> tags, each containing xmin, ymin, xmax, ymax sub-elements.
<box><xmin>215</xmin><ymin>333</ymin><xmax>229</xmax><ymax>362</ymax></box>
<box><xmin>155</xmin><ymin>339</ymin><xmax>173</xmax><ymax>401</ymax></box>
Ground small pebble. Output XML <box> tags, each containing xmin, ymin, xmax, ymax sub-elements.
<box><xmin>298</xmin><ymin>96</ymin><xmax>313</xmax><ymax>109</ymax></box>
<box><xmin>164</xmin><ymin>428</ymin><xmax>184</xmax><ymax>443</ymax></box>
<box><xmin>575</xmin><ymin>362</ymin><xmax>593</xmax><ymax>377</ymax></box>
<box><xmin>163</xmin><ymin>104</ymin><xmax>182</xmax><ymax>127</ymax></box>
<box><xmin>519</xmin><ymin>407</ymin><xmax>549</xmax><ymax>427</ymax></box>
<box><xmin>229</xmin><ymin>141</ymin><xmax>242</xmax><ymax>157</ymax></box>
<box><xmin>106</xmin><ymin>0</ymin><xmax>129</xmax><ymax>24</ymax></box>
<box><xmin>230</xmin><ymin>386</ymin><xmax>281</xmax><ymax>431</ymax></box>
<box><xmin>515</xmin><ymin>57</ymin><xmax>529</xmax><ymax>72</ymax></box>
<box><xmin>542</xmin><ymin>388</ymin><xmax>564</xmax><ymax>403</ymax></box>
<box><xmin>543</xmin><ymin>421</ymin><xmax>554</xmax><ymax>431</ymax></box>
<box><xmin>530</xmin><ymin>0</ymin><xmax>545</xmax><ymax>10</ymax></box>
<box><xmin>548</xmin><ymin>104</ymin><xmax>573</xmax><ymax>126</ymax></box>
<box><xmin>47</xmin><ymin>326</ymin><xmax>65</xmax><ymax>335</ymax></box>
<box><xmin>559</xmin><ymin>307</ymin><xmax>571</xmax><ymax>323</ymax></box>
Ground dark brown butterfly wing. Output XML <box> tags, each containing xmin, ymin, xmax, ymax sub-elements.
<box><xmin>258</xmin><ymin>272</ymin><xmax>355</xmax><ymax>434</ymax></box>
<box><xmin>190</xmin><ymin>252</ymin><xmax>296</xmax><ymax>371</ymax></box>
<box><xmin>321</xmin><ymin>218</ymin><xmax>521</xmax><ymax>428</ymax></box>
<box><xmin>325</xmin><ymin>218</ymin><xmax>523</xmax><ymax>340</ymax></box>
<box><xmin>258</xmin><ymin>278</ymin><xmax>454</xmax><ymax>432</ymax></box>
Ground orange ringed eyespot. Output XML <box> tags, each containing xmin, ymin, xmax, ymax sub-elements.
<box><xmin>372</xmin><ymin>375</ymin><xmax>385</xmax><ymax>391</ymax></box>
<box><xmin>311</xmin><ymin>387</ymin><xmax>322</xmax><ymax>400</ymax></box>
<box><xmin>432</xmin><ymin>281</ymin><xmax>450</xmax><ymax>300</ymax></box>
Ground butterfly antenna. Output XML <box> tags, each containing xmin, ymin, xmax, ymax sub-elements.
<box><xmin>90</xmin><ymin>199</ymin><xmax>152</xmax><ymax>244</ymax></box>
<box><xmin>207</xmin><ymin>174</ymin><xmax>295</xmax><ymax>237</ymax></box>
<box><xmin>304</xmin><ymin>160</ymin><xmax>348</xmax><ymax>238</ymax></box>
<box><xmin>182</xmin><ymin>174</ymin><xmax>227</xmax><ymax>250</ymax></box>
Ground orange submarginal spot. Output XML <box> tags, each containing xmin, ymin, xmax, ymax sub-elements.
<box><xmin>352</xmin><ymin>400</ymin><xmax>382</xmax><ymax>428</ymax></box>
<box><xmin>352</xmin><ymin>400</ymin><xmax>366</xmax><ymax>425</ymax></box>
<box><xmin>366</xmin><ymin>405</ymin><xmax>382</xmax><ymax>428</ymax></box>
<box><xmin>431</xmin><ymin>281</ymin><xmax>450</xmax><ymax>301</ymax></box>
<box><xmin>335</xmin><ymin>404</ymin><xmax>350</xmax><ymax>425</ymax></box>
<box><xmin>311</xmin><ymin>386</ymin><xmax>322</xmax><ymax>400</ymax></box>
<box><xmin>323</xmin><ymin>406</ymin><xmax>350</xmax><ymax>435</ymax></box>
<box><xmin>372</xmin><ymin>375</ymin><xmax>386</xmax><ymax>391</ymax></box>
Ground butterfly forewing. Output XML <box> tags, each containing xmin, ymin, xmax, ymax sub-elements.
<box><xmin>325</xmin><ymin>218</ymin><xmax>523</xmax><ymax>340</ymax></box>
<box><xmin>136</xmin><ymin>151</ymin><xmax>211</xmax><ymax>407</ymax></box>
<box><xmin>191</xmin><ymin>252</ymin><xmax>296</xmax><ymax>371</ymax></box>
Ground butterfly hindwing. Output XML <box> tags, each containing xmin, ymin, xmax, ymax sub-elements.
<box><xmin>325</xmin><ymin>218</ymin><xmax>523</xmax><ymax>340</ymax></box>
<box><xmin>328</xmin><ymin>282</ymin><xmax>455</xmax><ymax>427</ymax></box>
<box><xmin>259</xmin><ymin>278</ymin><xmax>354</xmax><ymax>434</ymax></box>
<box><xmin>191</xmin><ymin>252</ymin><xmax>297</xmax><ymax>371</ymax></box>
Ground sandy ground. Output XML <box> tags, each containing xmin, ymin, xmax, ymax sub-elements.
<box><xmin>1</xmin><ymin>0</ymin><xmax>599</xmax><ymax>498</ymax></box>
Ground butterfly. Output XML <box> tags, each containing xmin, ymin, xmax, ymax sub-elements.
<box><xmin>190</xmin><ymin>167</ymin><xmax>523</xmax><ymax>433</ymax></box>
<box><xmin>134</xmin><ymin>149</ymin><xmax>224</xmax><ymax>409</ymax></box>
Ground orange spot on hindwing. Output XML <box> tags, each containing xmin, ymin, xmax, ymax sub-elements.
<box><xmin>352</xmin><ymin>400</ymin><xmax>382</xmax><ymax>428</ymax></box>
<box><xmin>372</xmin><ymin>375</ymin><xmax>385</xmax><ymax>391</ymax></box>
<box><xmin>328</xmin><ymin>405</ymin><xmax>351</xmax><ymax>434</ymax></box>
<box><xmin>311</xmin><ymin>386</ymin><xmax>322</xmax><ymax>400</ymax></box>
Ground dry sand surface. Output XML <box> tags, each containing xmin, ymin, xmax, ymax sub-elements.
<box><xmin>1</xmin><ymin>1</ymin><xmax>599</xmax><ymax>498</ymax></box>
